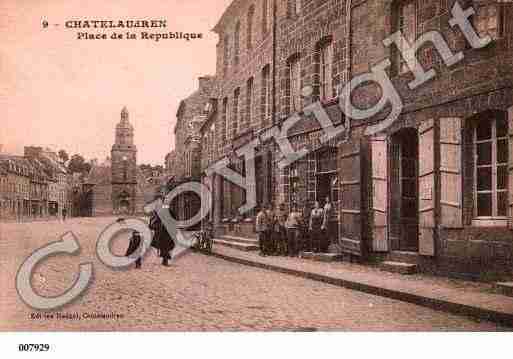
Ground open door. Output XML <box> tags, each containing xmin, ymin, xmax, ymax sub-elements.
<box><xmin>338</xmin><ymin>138</ymin><xmax>364</xmax><ymax>256</ymax></box>
<box><xmin>418</xmin><ymin>119</ymin><xmax>436</xmax><ymax>256</ymax></box>
<box><xmin>370</xmin><ymin>135</ymin><xmax>389</xmax><ymax>252</ymax></box>
<box><xmin>390</xmin><ymin>128</ymin><xmax>419</xmax><ymax>252</ymax></box>
<box><xmin>439</xmin><ymin>117</ymin><xmax>463</xmax><ymax>228</ymax></box>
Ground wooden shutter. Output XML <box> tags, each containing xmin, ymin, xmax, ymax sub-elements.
<box><xmin>439</xmin><ymin>117</ymin><xmax>463</xmax><ymax>228</ymax></box>
<box><xmin>338</xmin><ymin>138</ymin><xmax>363</xmax><ymax>256</ymax></box>
<box><xmin>371</xmin><ymin>135</ymin><xmax>388</xmax><ymax>252</ymax></box>
<box><xmin>509</xmin><ymin>107</ymin><xmax>513</xmax><ymax>229</ymax></box>
<box><xmin>418</xmin><ymin>119</ymin><xmax>436</xmax><ymax>256</ymax></box>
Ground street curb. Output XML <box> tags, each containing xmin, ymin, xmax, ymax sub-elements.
<box><xmin>207</xmin><ymin>251</ymin><xmax>513</xmax><ymax>328</ymax></box>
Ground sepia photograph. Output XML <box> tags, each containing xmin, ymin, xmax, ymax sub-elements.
<box><xmin>0</xmin><ymin>0</ymin><xmax>512</xmax><ymax>357</ymax></box>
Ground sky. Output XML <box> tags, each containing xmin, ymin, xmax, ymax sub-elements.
<box><xmin>0</xmin><ymin>0</ymin><xmax>232</xmax><ymax>165</ymax></box>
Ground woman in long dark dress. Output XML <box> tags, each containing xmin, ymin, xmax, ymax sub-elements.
<box><xmin>125</xmin><ymin>230</ymin><xmax>142</xmax><ymax>269</ymax></box>
<box><xmin>149</xmin><ymin>209</ymin><xmax>175</xmax><ymax>267</ymax></box>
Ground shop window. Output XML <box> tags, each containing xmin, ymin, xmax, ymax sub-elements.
<box><xmin>474</xmin><ymin>2</ymin><xmax>504</xmax><ymax>41</ymax></box>
<box><xmin>317</xmin><ymin>147</ymin><xmax>337</xmax><ymax>174</ymax></box>
<box><xmin>289</xmin><ymin>164</ymin><xmax>300</xmax><ymax>206</ymax></box>
<box><xmin>316</xmin><ymin>147</ymin><xmax>338</xmax><ymax>210</ymax></box>
<box><xmin>392</xmin><ymin>0</ymin><xmax>417</xmax><ymax>75</ymax></box>
<box><xmin>473</xmin><ymin>113</ymin><xmax>509</xmax><ymax>220</ymax></box>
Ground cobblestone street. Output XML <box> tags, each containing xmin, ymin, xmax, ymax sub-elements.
<box><xmin>0</xmin><ymin>218</ymin><xmax>508</xmax><ymax>331</ymax></box>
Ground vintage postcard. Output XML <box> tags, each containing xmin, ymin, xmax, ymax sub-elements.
<box><xmin>1</xmin><ymin>0</ymin><xmax>512</xmax><ymax>356</ymax></box>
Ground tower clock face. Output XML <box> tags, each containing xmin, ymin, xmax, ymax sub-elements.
<box><xmin>122</xmin><ymin>156</ymin><xmax>127</xmax><ymax>161</ymax></box>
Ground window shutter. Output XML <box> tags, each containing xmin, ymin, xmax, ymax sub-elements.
<box><xmin>338</xmin><ymin>138</ymin><xmax>364</xmax><ymax>256</ymax></box>
<box><xmin>439</xmin><ymin>117</ymin><xmax>463</xmax><ymax>229</ymax></box>
<box><xmin>371</xmin><ymin>135</ymin><xmax>388</xmax><ymax>252</ymax></box>
<box><xmin>509</xmin><ymin>107</ymin><xmax>513</xmax><ymax>229</ymax></box>
<box><xmin>418</xmin><ymin>119</ymin><xmax>436</xmax><ymax>256</ymax></box>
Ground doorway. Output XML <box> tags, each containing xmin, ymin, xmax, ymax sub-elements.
<box><xmin>315</xmin><ymin>147</ymin><xmax>339</xmax><ymax>245</ymax></box>
<box><xmin>390</xmin><ymin>128</ymin><xmax>419</xmax><ymax>252</ymax></box>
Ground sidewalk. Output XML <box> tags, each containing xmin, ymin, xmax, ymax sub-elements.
<box><xmin>207</xmin><ymin>245</ymin><xmax>513</xmax><ymax>328</ymax></box>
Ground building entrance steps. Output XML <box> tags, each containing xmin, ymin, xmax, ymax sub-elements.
<box><xmin>380</xmin><ymin>261</ymin><xmax>419</xmax><ymax>275</ymax></box>
<box><xmin>386</xmin><ymin>250</ymin><xmax>422</xmax><ymax>265</ymax></box>
<box><xmin>213</xmin><ymin>235</ymin><xmax>259</xmax><ymax>251</ymax></box>
<box><xmin>496</xmin><ymin>282</ymin><xmax>513</xmax><ymax>297</ymax></box>
<box><xmin>300</xmin><ymin>252</ymin><xmax>343</xmax><ymax>262</ymax></box>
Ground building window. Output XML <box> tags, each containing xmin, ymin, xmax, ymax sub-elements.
<box><xmin>289</xmin><ymin>163</ymin><xmax>300</xmax><ymax>207</ymax></box>
<box><xmin>247</xmin><ymin>5</ymin><xmax>255</xmax><ymax>50</ymax></box>
<box><xmin>262</xmin><ymin>65</ymin><xmax>272</xmax><ymax>125</ymax></box>
<box><xmin>223</xmin><ymin>35</ymin><xmax>230</xmax><ymax>75</ymax></box>
<box><xmin>222</xmin><ymin>97</ymin><xmax>228</xmax><ymax>141</ymax></box>
<box><xmin>233</xmin><ymin>88</ymin><xmax>240</xmax><ymax>136</ymax></box>
<box><xmin>288</xmin><ymin>55</ymin><xmax>301</xmax><ymax>112</ymax></box>
<box><xmin>234</xmin><ymin>21</ymin><xmax>241</xmax><ymax>66</ymax></box>
<box><xmin>393</xmin><ymin>0</ymin><xmax>417</xmax><ymax>74</ymax></box>
<box><xmin>474</xmin><ymin>113</ymin><xmax>509</xmax><ymax>219</ymax></box>
<box><xmin>262</xmin><ymin>0</ymin><xmax>269</xmax><ymax>35</ymax></box>
<box><xmin>319</xmin><ymin>41</ymin><xmax>333</xmax><ymax>100</ymax></box>
<box><xmin>474</xmin><ymin>3</ymin><xmax>504</xmax><ymax>41</ymax></box>
<box><xmin>246</xmin><ymin>77</ymin><xmax>254</xmax><ymax>126</ymax></box>
<box><xmin>290</xmin><ymin>0</ymin><xmax>301</xmax><ymax>16</ymax></box>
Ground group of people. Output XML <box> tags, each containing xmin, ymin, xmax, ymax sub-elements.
<box><xmin>255</xmin><ymin>197</ymin><xmax>333</xmax><ymax>257</ymax></box>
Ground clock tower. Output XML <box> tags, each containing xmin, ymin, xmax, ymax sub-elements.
<box><xmin>111</xmin><ymin>106</ymin><xmax>137</xmax><ymax>214</ymax></box>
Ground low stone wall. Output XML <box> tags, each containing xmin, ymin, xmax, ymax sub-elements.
<box><xmin>438</xmin><ymin>227</ymin><xmax>513</xmax><ymax>281</ymax></box>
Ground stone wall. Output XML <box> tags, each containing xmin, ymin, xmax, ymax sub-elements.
<box><xmin>204</xmin><ymin>0</ymin><xmax>513</xmax><ymax>278</ymax></box>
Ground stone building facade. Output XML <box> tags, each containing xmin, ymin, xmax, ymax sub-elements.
<box><xmin>197</xmin><ymin>0</ymin><xmax>513</xmax><ymax>279</ymax></box>
<box><xmin>0</xmin><ymin>155</ymin><xmax>51</xmax><ymax>221</ymax></box>
<box><xmin>24</xmin><ymin>146</ymin><xmax>70</xmax><ymax>218</ymax></box>
<box><xmin>173</xmin><ymin>76</ymin><xmax>216</xmax><ymax>223</ymax></box>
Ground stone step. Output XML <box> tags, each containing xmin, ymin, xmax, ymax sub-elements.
<box><xmin>218</xmin><ymin>235</ymin><xmax>259</xmax><ymax>245</ymax></box>
<box><xmin>387</xmin><ymin>250</ymin><xmax>421</xmax><ymax>265</ymax></box>
<box><xmin>496</xmin><ymin>282</ymin><xmax>513</xmax><ymax>297</ymax></box>
<box><xmin>300</xmin><ymin>252</ymin><xmax>343</xmax><ymax>262</ymax></box>
<box><xmin>380</xmin><ymin>261</ymin><xmax>418</xmax><ymax>275</ymax></box>
<box><xmin>213</xmin><ymin>238</ymin><xmax>259</xmax><ymax>252</ymax></box>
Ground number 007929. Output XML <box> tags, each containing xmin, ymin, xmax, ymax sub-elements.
<box><xmin>18</xmin><ymin>344</ymin><xmax>50</xmax><ymax>352</ymax></box>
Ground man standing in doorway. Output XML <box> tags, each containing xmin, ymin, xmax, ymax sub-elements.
<box><xmin>256</xmin><ymin>205</ymin><xmax>269</xmax><ymax>256</ymax></box>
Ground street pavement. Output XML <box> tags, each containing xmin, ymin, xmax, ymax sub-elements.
<box><xmin>0</xmin><ymin>217</ymin><xmax>508</xmax><ymax>331</ymax></box>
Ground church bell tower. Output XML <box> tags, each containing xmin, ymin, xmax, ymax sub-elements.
<box><xmin>111</xmin><ymin>106</ymin><xmax>137</xmax><ymax>214</ymax></box>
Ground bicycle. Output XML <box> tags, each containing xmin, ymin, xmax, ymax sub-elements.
<box><xmin>192</xmin><ymin>230</ymin><xmax>213</xmax><ymax>254</ymax></box>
